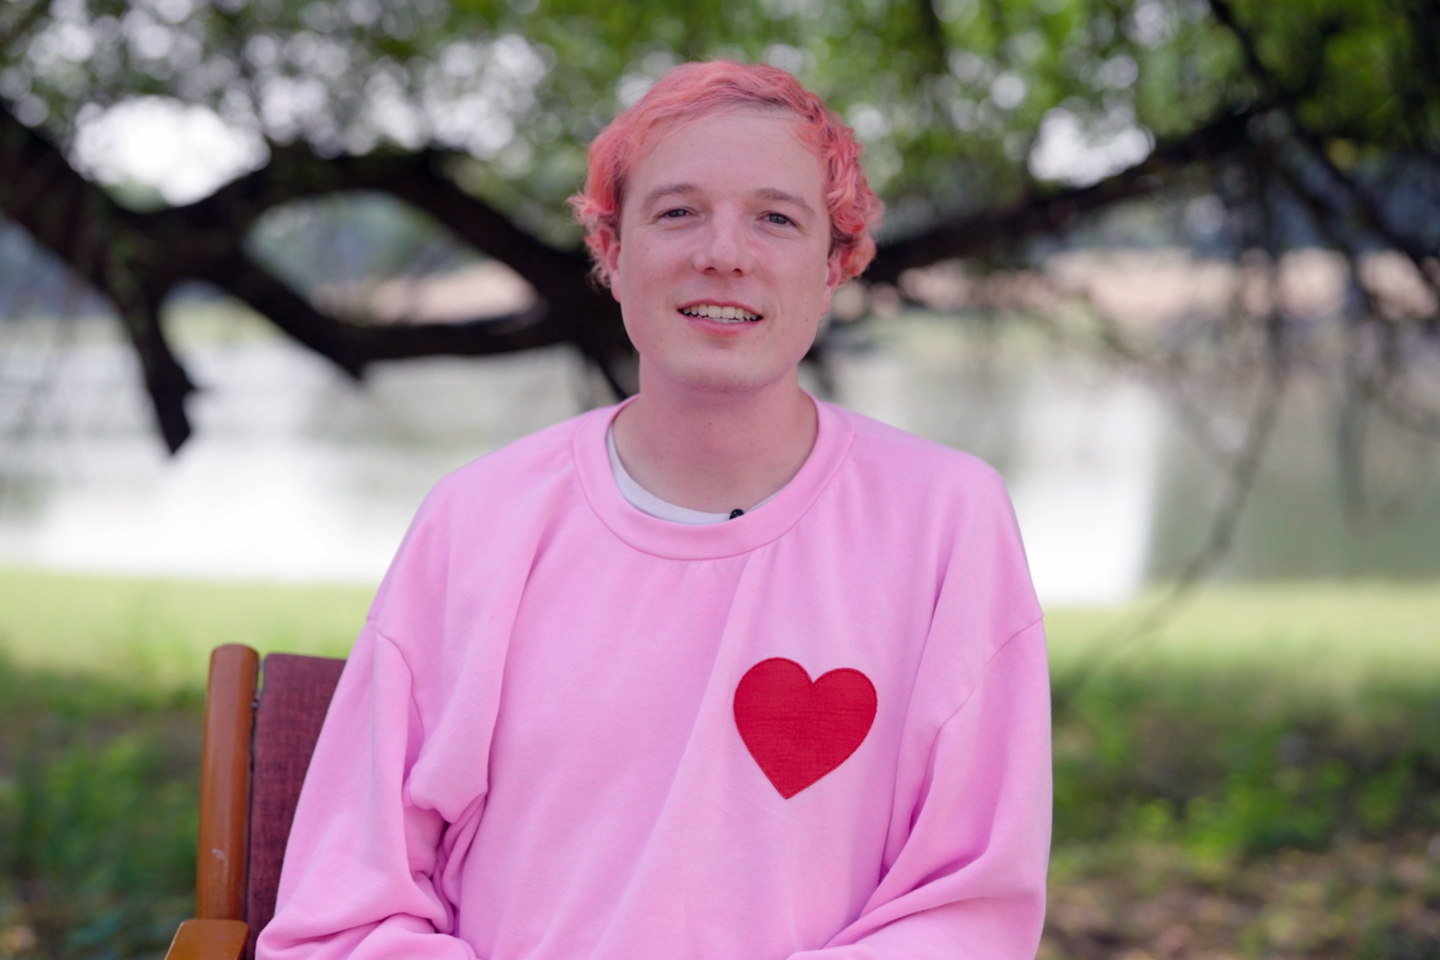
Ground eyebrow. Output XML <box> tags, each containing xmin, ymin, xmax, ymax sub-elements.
<box><xmin>638</xmin><ymin>183</ymin><xmax>818</xmax><ymax>218</ymax></box>
<box><xmin>753</xmin><ymin>188</ymin><xmax>817</xmax><ymax>218</ymax></box>
<box><xmin>639</xmin><ymin>183</ymin><xmax>700</xmax><ymax>211</ymax></box>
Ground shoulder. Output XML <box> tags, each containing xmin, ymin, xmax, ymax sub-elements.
<box><xmin>422</xmin><ymin>407</ymin><xmax>599</xmax><ymax>513</ymax></box>
<box><xmin>365</xmin><ymin>406</ymin><xmax>607</xmax><ymax>626</ymax></box>
<box><xmin>827</xmin><ymin>402</ymin><xmax>1011</xmax><ymax>506</ymax></box>
<box><xmin>824</xmin><ymin>406</ymin><xmax>1044</xmax><ymax>702</ymax></box>
<box><xmin>824</xmin><ymin>401</ymin><xmax>1038</xmax><ymax>613</ymax></box>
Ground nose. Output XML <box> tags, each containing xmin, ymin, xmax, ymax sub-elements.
<box><xmin>692</xmin><ymin>210</ymin><xmax>754</xmax><ymax>276</ymax></box>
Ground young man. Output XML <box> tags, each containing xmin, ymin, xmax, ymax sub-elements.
<box><xmin>258</xmin><ymin>61</ymin><xmax>1050</xmax><ymax>960</ymax></box>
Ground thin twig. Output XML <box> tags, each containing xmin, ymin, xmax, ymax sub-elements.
<box><xmin>1054</xmin><ymin>152</ymin><xmax>1292</xmax><ymax>707</ymax></box>
<box><xmin>1056</xmin><ymin>345</ymin><xmax>1286</xmax><ymax>700</ymax></box>
<box><xmin>1207</xmin><ymin>0</ymin><xmax>1440</xmax><ymax>306</ymax></box>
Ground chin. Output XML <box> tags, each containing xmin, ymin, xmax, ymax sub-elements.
<box><xmin>650</xmin><ymin>355</ymin><xmax>796</xmax><ymax>397</ymax></box>
<box><xmin>678</xmin><ymin>368</ymin><xmax>774</xmax><ymax>395</ymax></box>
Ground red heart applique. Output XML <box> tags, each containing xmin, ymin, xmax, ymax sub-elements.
<box><xmin>733</xmin><ymin>658</ymin><xmax>877</xmax><ymax>799</ymax></box>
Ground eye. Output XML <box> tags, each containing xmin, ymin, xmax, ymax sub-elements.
<box><xmin>765</xmin><ymin>212</ymin><xmax>795</xmax><ymax>226</ymax></box>
<box><xmin>660</xmin><ymin>208</ymin><xmax>690</xmax><ymax>219</ymax></box>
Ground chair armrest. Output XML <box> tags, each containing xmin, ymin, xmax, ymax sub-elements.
<box><xmin>163</xmin><ymin>919</ymin><xmax>249</xmax><ymax>960</ymax></box>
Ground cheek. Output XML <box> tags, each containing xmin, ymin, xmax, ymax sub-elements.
<box><xmin>619</xmin><ymin>237</ymin><xmax>672</xmax><ymax>286</ymax></box>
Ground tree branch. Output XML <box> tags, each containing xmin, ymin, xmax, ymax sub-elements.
<box><xmin>166</xmin><ymin>145</ymin><xmax>589</xmax><ymax>294</ymax></box>
<box><xmin>915</xmin><ymin>0</ymin><xmax>951</xmax><ymax>78</ymax></box>
<box><xmin>115</xmin><ymin>294</ymin><xmax>196</xmax><ymax>453</ymax></box>
<box><xmin>151</xmin><ymin>141</ymin><xmax>635</xmax><ymax>388</ymax></box>
<box><xmin>0</xmin><ymin>102</ymin><xmax>630</xmax><ymax>452</ymax></box>
<box><xmin>0</xmin><ymin>103</ymin><xmax>139</xmax><ymax>291</ymax></box>
<box><xmin>867</xmin><ymin>107</ymin><xmax>1258</xmax><ymax>284</ymax></box>
<box><xmin>197</xmin><ymin>249</ymin><xmax>572</xmax><ymax>369</ymax></box>
<box><xmin>0</xmin><ymin>0</ymin><xmax>49</xmax><ymax>57</ymax></box>
<box><xmin>0</xmin><ymin>103</ymin><xmax>198</xmax><ymax>449</ymax></box>
<box><xmin>1207</xmin><ymin>0</ymin><xmax>1440</xmax><ymax>303</ymax></box>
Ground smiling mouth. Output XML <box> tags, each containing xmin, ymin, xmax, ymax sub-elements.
<box><xmin>679</xmin><ymin>303</ymin><xmax>764</xmax><ymax>323</ymax></box>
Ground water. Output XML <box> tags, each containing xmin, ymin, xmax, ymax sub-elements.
<box><xmin>2</xmin><ymin>308</ymin><xmax>1436</xmax><ymax>605</ymax></box>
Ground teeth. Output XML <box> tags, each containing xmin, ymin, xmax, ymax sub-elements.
<box><xmin>680</xmin><ymin>303</ymin><xmax>762</xmax><ymax>322</ymax></box>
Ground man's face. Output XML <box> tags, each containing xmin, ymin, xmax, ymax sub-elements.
<box><xmin>601</xmin><ymin>109</ymin><xmax>844</xmax><ymax>396</ymax></box>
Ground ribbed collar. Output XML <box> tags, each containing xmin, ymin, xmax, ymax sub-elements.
<box><xmin>572</xmin><ymin>394</ymin><xmax>856</xmax><ymax>560</ymax></box>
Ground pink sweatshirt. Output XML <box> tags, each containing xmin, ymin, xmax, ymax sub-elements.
<box><xmin>257</xmin><ymin>398</ymin><xmax>1051</xmax><ymax>960</ymax></box>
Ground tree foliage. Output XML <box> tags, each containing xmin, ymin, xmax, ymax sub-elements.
<box><xmin>0</xmin><ymin>0</ymin><xmax>1437</xmax><ymax>454</ymax></box>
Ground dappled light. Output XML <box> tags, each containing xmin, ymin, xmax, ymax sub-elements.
<box><xmin>1</xmin><ymin>0</ymin><xmax>1439</xmax><ymax>957</ymax></box>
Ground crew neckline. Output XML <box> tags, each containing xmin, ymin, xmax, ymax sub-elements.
<box><xmin>573</xmin><ymin>394</ymin><xmax>856</xmax><ymax>560</ymax></box>
<box><xmin>605</xmin><ymin>426</ymin><xmax>743</xmax><ymax>524</ymax></box>
<box><xmin>606</xmin><ymin>425</ymin><xmax>784</xmax><ymax>524</ymax></box>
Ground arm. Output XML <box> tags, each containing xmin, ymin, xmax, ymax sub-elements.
<box><xmin>255</xmin><ymin>623</ymin><xmax>479</xmax><ymax>960</ymax></box>
<box><xmin>793</xmin><ymin>619</ymin><xmax>1052</xmax><ymax>960</ymax></box>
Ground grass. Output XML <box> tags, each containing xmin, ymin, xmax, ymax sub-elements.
<box><xmin>0</xmin><ymin>569</ymin><xmax>370</xmax><ymax>958</ymax></box>
<box><xmin>0</xmin><ymin>568</ymin><xmax>371</xmax><ymax>689</ymax></box>
<box><xmin>6</xmin><ymin>567</ymin><xmax>1439</xmax><ymax>687</ymax></box>
<box><xmin>1</xmin><ymin>568</ymin><xmax>1438</xmax><ymax>959</ymax></box>
<box><xmin>1045</xmin><ymin>582</ymin><xmax>1440</xmax><ymax>687</ymax></box>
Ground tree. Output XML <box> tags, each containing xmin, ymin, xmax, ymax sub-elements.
<box><xmin>1</xmin><ymin>0</ymin><xmax>1437</xmax><ymax>461</ymax></box>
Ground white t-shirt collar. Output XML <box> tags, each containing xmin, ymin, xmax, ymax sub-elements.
<box><xmin>605</xmin><ymin>424</ymin><xmax>779</xmax><ymax>525</ymax></box>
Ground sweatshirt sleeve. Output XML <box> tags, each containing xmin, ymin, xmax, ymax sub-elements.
<box><xmin>790</xmin><ymin>618</ymin><xmax>1052</xmax><ymax>960</ymax></box>
<box><xmin>254</xmin><ymin>621</ymin><xmax>478</xmax><ymax>960</ymax></box>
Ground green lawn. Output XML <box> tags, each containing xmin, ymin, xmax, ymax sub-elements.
<box><xmin>5</xmin><ymin>567</ymin><xmax>1439</xmax><ymax>688</ymax></box>
<box><xmin>1046</xmin><ymin>580</ymin><xmax>1440</xmax><ymax>688</ymax></box>
<box><xmin>1</xmin><ymin>568</ymin><xmax>1437</xmax><ymax>959</ymax></box>
<box><xmin>0</xmin><ymin>568</ymin><xmax>372</xmax><ymax>688</ymax></box>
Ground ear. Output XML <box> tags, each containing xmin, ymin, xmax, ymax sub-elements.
<box><xmin>819</xmin><ymin>253</ymin><xmax>845</xmax><ymax>316</ymax></box>
<box><xmin>597</xmin><ymin>224</ymin><xmax>623</xmax><ymax>302</ymax></box>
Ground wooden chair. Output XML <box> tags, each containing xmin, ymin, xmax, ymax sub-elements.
<box><xmin>163</xmin><ymin>645</ymin><xmax>346</xmax><ymax>960</ymax></box>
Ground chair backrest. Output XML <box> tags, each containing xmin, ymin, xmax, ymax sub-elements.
<box><xmin>199</xmin><ymin>646</ymin><xmax>346</xmax><ymax>959</ymax></box>
<box><xmin>243</xmin><ymin>653</ymin><xmax>347</xmax><ymax>959</ymax></box>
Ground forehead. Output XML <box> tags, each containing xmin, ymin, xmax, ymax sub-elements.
<box><xmin>624</xmin><ymin>107</ymin><xmax>825</xmax><ymax>208</ymax></box>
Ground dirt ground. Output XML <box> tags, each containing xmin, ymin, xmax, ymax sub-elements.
<box><xmin>1041</xmin><ymin>836</ymin><xmax>1440</xmax><ymax>959</ymax></box>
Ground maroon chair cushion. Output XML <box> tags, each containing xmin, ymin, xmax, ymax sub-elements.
<box><xmin>245</xmin><ymin>653</ymin><xmax>347</xmax><ymax>959</ymax></box>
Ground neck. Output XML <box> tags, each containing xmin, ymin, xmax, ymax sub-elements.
<box><xmin>611</xmin><ymin>366</ymin><xmax>818</xmax><ymax>514</ymax></box>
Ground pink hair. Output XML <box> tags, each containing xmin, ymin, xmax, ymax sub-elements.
<box><xmin>568</xmin><ymin>60</ymin><xmax>883</xmax><ymax>287</ymax></box>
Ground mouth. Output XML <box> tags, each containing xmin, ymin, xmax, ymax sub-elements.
<box><xmin>678</xmin><ymin>302</ymin><xmax>764</xmax><ymax>324</ymax></box>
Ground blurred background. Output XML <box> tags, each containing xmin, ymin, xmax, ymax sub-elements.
<box><xmin>0</xmin><ymin>0</ymin><xmax>1438</xmax><ymax>957</ymax></box>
